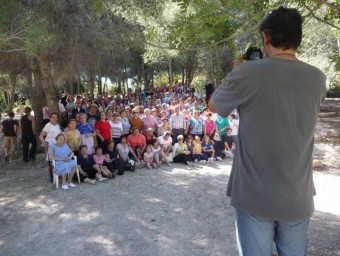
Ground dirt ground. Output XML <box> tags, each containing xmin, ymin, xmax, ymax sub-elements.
<box><xmin>0</xmin><ymin>100</ymin><xmax>339</xmax><ymax>256</ymax></box>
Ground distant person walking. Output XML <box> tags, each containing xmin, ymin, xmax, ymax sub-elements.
<box><xmin>20</xmin><ymin>107</ymin><xmax>37</xmax><ymax>162</ymax></box>
<box><xmin>0</xmin><ymin>112</ymin><xmax>19</xmax><ymax>163</ymax></box>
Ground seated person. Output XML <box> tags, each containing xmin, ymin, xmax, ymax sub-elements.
<box><xmin>157</xmin><ymin>131</ymin><xmax>173</xmax><ymax>162</ymax></box>
<box><xmin>224</xmin><ymin>128</ymin><xmax>234</xmax><ymax>158</ymax></box>
<box><xmin>143</xmin><ymin>145</ymin><xmax>158</xmax><ymax>169</ymax></box>
<box><xmin>202</xmin><ymin>135</ymin><xmax>221</xmax><ymax>161</ymax></box>
<box><xmin>48</xmin><ymin>134</ymin><xmax>77</xmax><ymax>190</ymax></box>
<box><xmin>192</xmin><ymin>135</ymin><xmax>208</xmax><ymax>163</ymax></box>
<box><xmin>77</xmin><ymin>145</ymin><xmax>107</xmax><ymax>183</ymax></box>
<box><xmin>172</xmin><ymin>135</ymin><xmax>193</xmax><ymax>166</ymax></box>
<box><xmin>104</xmin><ymin>140</ymin><xmax>126</xmax><ymax>175</ymax></box>
<box><xmin>93</xmin><ymin>146</ymin><xmax>114</xmax><ymax>178</ymax></box>
<box><xmin>127</xmin><ymin>127</ymin><xmax>146</xmax><ymax>156</ymax></box>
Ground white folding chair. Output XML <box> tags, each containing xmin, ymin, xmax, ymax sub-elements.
<box><xmin>52</xmin><ymin>156</ymin><xmax>81</xmax><ymax>188</ymax></box>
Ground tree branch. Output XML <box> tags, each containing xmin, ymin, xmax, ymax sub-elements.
<box><xmin>302</xmin><ymin>3</ymin><xmax>340</xmax><ymax>30</ymax></box>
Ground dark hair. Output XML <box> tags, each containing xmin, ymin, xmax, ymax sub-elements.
<box><xmin>79</xmin><ymin>145</ymin><xmax>88</xmax><ymax>151</ymax></box>
<box><xmin>8</xmin><ymin>112</ymin><xmax>15</xmax><ymax>118</ymax></box>
<box><xmin>260</xmin><ymin>6</ymin><xmax>302</xmax><ymax>50</ymax></box>
<box><xmin>95</xmin><ymin>146</ymin><xmax>103</xmax><ymax>152</ymax></box>
<box><xmin>50</xmin><ymin>112</ymin><xmax>58</xmax><ymax>118</ymax></box>
<box><xmin>24</xmin><ymin>107</ymin><xmax>32</xmax><ymax>114</ymax></box>
<box><xmin>68</xmin><ymin>118</ymin><xmax>76</xmax><ymax>124</ymax></box>
<box><xmin>226</xmin><ymin>128</ymin><xmax>232</xmax><ymax>132</ymax></box>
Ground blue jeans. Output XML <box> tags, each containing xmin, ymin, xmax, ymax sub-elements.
<box><xmin>235</xmin><ymin>209</ymin><xmax>309</xmax><ymax>256</ymax></box>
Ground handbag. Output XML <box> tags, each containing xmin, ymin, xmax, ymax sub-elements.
<box><xmin>213</xmin><ymin>132</ymin><xmax>221</xmax><ymax>141</ymax></box>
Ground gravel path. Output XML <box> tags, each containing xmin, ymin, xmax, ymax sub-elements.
<box><xmin>0</xmin><ymin>156</ymin><xmax>339</xmax><ymax>256</ymax></box>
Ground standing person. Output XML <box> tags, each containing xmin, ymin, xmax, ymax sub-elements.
<box><xmin>95</xmin><ymin>111</ymin><xmax>112</xmax><ymax>150</ymax></box>
<box><xmin>142</xmin><ymin>108</ymin><xmax>158</xmax><ymax>134</ymax></box>
<box><xmin>20</xmin><ymin>107</ymin><xmax>37</xmax><ymax>162</ymax></box>
<box><xmin>0</xmin><ymin>112</ymin><xmax>19</xmax><ymax>163</ymax></box>
<box><xmin>129</xmin><ymin>107</ymin><xmax>143</xmax><ymax>132</ymax></box>
<box><xmin>203</xmin><ymin>80</ymin><xmax>214</xmax><ymax>105</ymax></box>
<box><xmin>64</xmin><ymin>119</ymin><xmax>81</xmax><ymax>156</ymax></box>
<box><xmin>169</xmin><ymin>106</ymin><xmax>186</xmax><ymax>145</ymax></box>
<box><xmin>229</xmin><ymin>113</ymin><xmax>239</xmax><ymax>143</ymax></box>
<box><xmin>209</xmin><ymin>7</ymin><xmax>326</xmax><ymax>256</ymax></box>
<box><xmin>76</xmin><ymin>113</ymin><xmax>96</xmax><ymax>154</ymax></box>
<box><xmin>187</xmin><ymin>110</ymin><xmax>204</xmax><ymax>139</ymax></box>
<box><xmin>119</xmin><ymin>110</ymin><xmax>130</xmax><ymax>136</ymax></box>
<box><xmin>108</xmin><ymin>112</ymin><xmax>123</xmax><ymax>147</ymax></box>
<box><xmin>39</xmin><ymin>112</ymin><xmax>62</xmax><ymax>181</ymax></box>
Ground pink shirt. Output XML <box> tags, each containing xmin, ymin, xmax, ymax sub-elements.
<box><xmin>142</xmin><ymin>116</ymin><xmax>158</xmax><ymax>132</ymax></box>
<box><xmin>42</xmin><ymin>106</ymin><xmax>49</xmax><ymax>119</ymax></box>
<box><xmin>204</xmin><ymin>119</ymin><xmax>215</xmax><ymax>134</ymax></box>
<box><xmin>93</xmin><ymin>154</ymin><xmax>105</xmax><ymax>166</ymax></box>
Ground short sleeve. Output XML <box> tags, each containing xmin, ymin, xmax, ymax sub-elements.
<box><xmin>212</xmin><ymin>76</ymin><xmax>243</xmax><ymax>118</ymax></box>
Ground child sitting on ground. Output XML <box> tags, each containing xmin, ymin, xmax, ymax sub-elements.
<box><xmin>202</xmin><ymin>135</ymin><xmax>222</xmax><ymax>161</ymax></box>
<box><xmin>93</xmin><ymin>146</ymin><xmax>114</xmax><ymax>178</ymax></box>
<box><xmin>192</xmin><ymin>135</ymin><xmax>208</xmax><ymax>164</ymax></box>
<box><xmin>143</xmin><ymin>145</ymin><xmax>158</xmax><ymax>169</ymax></box>
<box><xmin>151</xmin><ymin>140</ymin><xmax>163</xmax><ymax>167</ymax></box>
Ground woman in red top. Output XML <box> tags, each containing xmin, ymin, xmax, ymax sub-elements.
<box><xmin>95</xmin><ymin>111</ymin><xmax>112</xmax><ymax>150</ymax></box>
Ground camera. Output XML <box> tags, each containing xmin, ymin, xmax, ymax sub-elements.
<box><xmin>245</xmin><ymin>47</ymin><xmax>263</xmax><ymax>61</ymax></box>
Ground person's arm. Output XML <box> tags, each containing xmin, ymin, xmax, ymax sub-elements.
<box><xmin>29</xmin><ymin>116</ymin><xmax>37</xmax><ymax>134</ymax></box>
<box><xmin>116</xmin><ymin>147</ymin><xmax>125</xmax><ymax>161</ymax></box>
<box><xmin>104</xmin><ymin>154</ymin><xmax>112</xmax><ymax>162</ymax></box>
<box><xmin>77</xmin><ymin>165</ymin><xmax>88</xmax><ymax>177</ymax></box>
<box><xmin>39</xmin><ymin>130</ymin><xmax>48</xmax><ymax>146</ymax></box>
<box><xmin>96</xmin><ymin>129</ymin><xmax>104</xmax><ymax>141</ymax></box>
<box><xmin>128</xmin><ymin>147</ymin><xmax>139</xmax><ymax>161</ymax></box>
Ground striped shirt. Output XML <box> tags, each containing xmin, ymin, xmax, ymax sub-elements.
<box><xmin>109</xmin><ymin>120</ymin><xmax>123</xmax><ymax>138</ymax></box>
<box><xmin>119</xmin><ymin>117</ymin><xmax>130</xmax><ymax>135</ymax></box>
<box><xmin>169</xmin><ymin>113</ymin><xmax>186</xmax><ymax>130</ymax></box>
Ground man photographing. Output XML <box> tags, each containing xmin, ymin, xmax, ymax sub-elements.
<box><xmin>209</xmin><ymin>6</ymin><xmax>326</xmax><ymax>256</ymax></box>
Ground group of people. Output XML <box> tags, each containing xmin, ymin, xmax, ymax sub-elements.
<box><xmin>0</xmin><ymin>84</ymin><xmax>239</xmax><ymax>190</ymax></box>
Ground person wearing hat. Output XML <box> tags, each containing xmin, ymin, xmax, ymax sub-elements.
<box><xmin>157</xmin><ymin>117</ymin><xmax>171</xmax><ymax>137</ymax></box>
<box><xmin>129</xmin><ymin>107</ymin><xmax>143</xmax><ymax>133</ymax></box>
<box><xmin>87</xmin><ymin>103</ymin><xmax>100</xmax><ymax>121</ymax></box>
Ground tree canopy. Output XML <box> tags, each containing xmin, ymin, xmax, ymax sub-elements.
<box><xmin>0</xmin><ymin>0</ymin><xmax>339</xmax><ymax>115</ymax></box>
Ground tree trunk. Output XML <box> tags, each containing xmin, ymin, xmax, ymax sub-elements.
<box><xmin>89</xmin><ymin>72</ymin><xmax>95</xmax><ymax>97</ymax></box>
<box><xmin>97</xmin><ymin>76</ymin><xmax>102</xmax><ymax>95</ymax></box>
<box><xmin>30</xmin><ymin>67</ymin><xmax>45</xmax><ymax>132</ymax></box>
<box><xmin>36</xmin><ymin>54</ymin><xmax>59</xmax><ymax>115</ymax></box>
<box><xmin>169</xmin><ymin>59</ymin><xmax>173</xmax><ymax>86</ymax></box>
<box><xmin>181</xmin><ymin>68</ymin><xmax>185</xmax><ymax>86</ymax></box>
<box><xmin>8</xmin><ymin>73</ymin><xmax>17</xmax><ymax>112</ymax></box>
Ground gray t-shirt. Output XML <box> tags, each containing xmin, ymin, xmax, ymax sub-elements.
<box><xmin>213</xmin><ymin>58</ymin><xmax>326</xmax><ymax>221</ymax></box>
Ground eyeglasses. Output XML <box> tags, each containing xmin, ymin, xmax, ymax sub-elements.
<box><xmin>178</xmin><ymin>139</ymin><xmax>183</xmax><ymax>141</ymax></box>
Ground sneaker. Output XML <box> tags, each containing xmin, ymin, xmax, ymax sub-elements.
<box><xmin>67</xmin><ymin>183</ymin><xmax>77</xmax><ymax>188</ymax></box>
<box><xmin>194</xmin><ymin>159</ymin><xmax>198</xmax><ymax>163</ymax></box>
<box><xmin>62</xmin><ymin>184</ymin><xmax>69</xmax><ymax>190</ymax></box>
<box><xmin>90</xmin><ymin>180</ymin><xmax>96</xmax><ymax>185</ymax></box>
<box><xmin>98</xmin><ymin>178</ymin><xmax>108</xmax><ymax>182</ymax></box>
<box><xmin>199</xmin><ymin>160</ymin><xmax>206</xmax><ymax>164</ymax></box>
<box><xmin>216</xmin><ymin>156</ymin><xmax>222</xmax><ymax>161</ymax></box>
<box><xmin>208</xmin><ymin>157</ymin><xmax>214</xmax><ymax>163</ymax></box>
<box><xmin>108</xmin><ymin>173</ymin><xmax>115</xmax><ymax>179</ymax></box>
<box><xmin>167</xmin><ymin>163</ymin><xmax>172</xmax><ymax>167</ymax></box>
